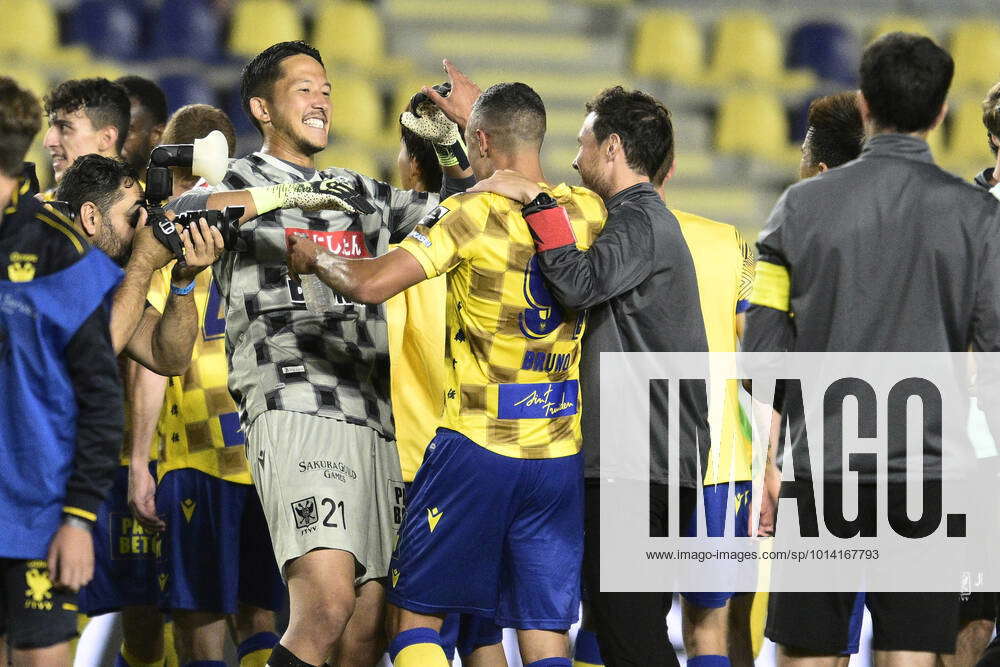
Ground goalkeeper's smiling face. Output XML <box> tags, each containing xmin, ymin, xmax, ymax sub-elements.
<box><xmin>265</xmin><ymin>54</ymin><xmax>332</xmax><ymax>156</ymax></box>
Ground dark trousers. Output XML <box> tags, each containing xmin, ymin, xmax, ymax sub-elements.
<box><xmin>582</xmin><ymin>480</ymin><xmax>690</xmax><ymax>666</ymax></box>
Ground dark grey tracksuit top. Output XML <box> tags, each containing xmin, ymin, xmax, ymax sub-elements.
<box><xmin>536</xmin><ymin>182</ymin><xmax>709</xmax><ymax>486</ymax></box>
<box><xmin>744</xmin><ymin>134</ymin><xmax>1000</xmax><ymax>482</ymax></box>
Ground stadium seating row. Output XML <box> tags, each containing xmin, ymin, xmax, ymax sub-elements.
<box><xmin>633</xmin><ymin>10</ymin><xmax>1000</xmax><ymax>92</ymax></box>
<box><xmin>0</xmin><ymin>0</ymin><xmax>393</xmax><ymax>74</ymax></box>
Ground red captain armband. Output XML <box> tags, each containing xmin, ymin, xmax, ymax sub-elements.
<box><xmin>522</xmin><ymin>197</ymin><xmax>576</xmax><ymax>252</ymax></box>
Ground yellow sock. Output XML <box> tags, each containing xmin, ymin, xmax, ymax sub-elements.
<box><xmin>390</xmin><ymin>628</ymin><xmax>450</xmax><ymax>666</ymax></box>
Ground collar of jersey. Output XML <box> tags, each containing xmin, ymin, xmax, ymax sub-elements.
<box><xmin>254</xmin><ymin>152</ymin><xmax>320</xmax><ymax>181</ymax></box>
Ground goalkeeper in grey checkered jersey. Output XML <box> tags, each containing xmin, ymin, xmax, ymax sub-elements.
<box><xmin>170</xmin><ymin>41</ymin><xmax>476</xmax><ymax>667</ymax></box>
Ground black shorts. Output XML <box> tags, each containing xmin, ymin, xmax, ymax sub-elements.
<box><xmin>765</xmin><ymin>481</ymin><xmax>960</xmax><ymax>655</ymax></box>
<box><xmin>0</xmin><ymin>558</ymin><xmax>79</xmax><ymax>649</ymax></box>
<box><xmin>959</xmin><ymin>592</ymin><xmax>997</xmax><ymax>624</ymax></box>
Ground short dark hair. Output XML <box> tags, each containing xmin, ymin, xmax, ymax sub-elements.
<box><xmin>44</xmin><ymin>78</ymin><xmax>132</xmax><ymax>154</ymax></box>
<box><xmin>586</xmin><ymin>86</ymin><xmax>672</xmax><ymax>181</ymax></box>
<box><xmin>982</xmin><ymin>82</ymin><xmax>1000</xmax><ymax>155</ymax></box>
<box><xmin>400</xmin><ymin>99</ymin><xmax>442</xmax><ymax>193</ymax></box>
<box><xmin>860</xmin><ymin>32</ymin><xmax>953</xmax><ymax>133</ymax></box>
<box><xmin>469</xmin><ymin>82</ymin><xmax>546</xmax><ymax>152</ymax></box>
<box><xmin>805</xmin><ymin>92</ymin><xmax>865</xmax><ymax>169</ymax></box>
<box><xmin>56</xmin><ymin>154</ymin><xmax>137</xmax><ymax>218</ymax></box>
<box><xmin>116</xmin><ymin>75</ymin><xmax>168</xmax><ymax>126</ymax></box>
<box><xmin>162</xmin><ymin>104</ymin><xmax>237</xmax><ymax>182</ymax></box>
<box><xmin>0</xmin><ymin>77</ymin><xmax>42</xmax><ymax>178</ymax></box>
<box><xmin>240</xmin><ymin>41</ymin><xmax>324</xmax><ymax>135</ymax></box>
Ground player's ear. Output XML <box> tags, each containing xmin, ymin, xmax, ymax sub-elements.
<box><xmin>79</xmin><ymin>201</ymin><xmax>100</xmax><ymax>236</ymax></box>
<box><xmin>250</xmin><ymin>97</ymin><xmax>271</xmax><ymax>127</ymax></box>
<box><xmin>606</xmin><ymin>133</ymin><xmax>622</xmax><ymax>162</ymax></box>
<box><xmin>97</xmin><ymin>125</ymin><xmax>118</xmax><ymax>154</ymax></box>
<box><xmin>475</xmin><ymin>128</ymin><xmax>490</xmax><ymax>158</ymax></box>
<box><xmin>817</xmin><ymin>162</ymin><xmax>829</xmax><ymax>173</ymax></box>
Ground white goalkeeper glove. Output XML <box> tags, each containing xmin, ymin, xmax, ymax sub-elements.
<box><xmin>248</xmin><ymin>177</ymin><xmax>375</xmax><ymax>216</ymax></box>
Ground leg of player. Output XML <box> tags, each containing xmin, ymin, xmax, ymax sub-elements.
<box><xmin>456</xmin><ymin>615</ymin><xmax>506</xmax><ymax>667</ymax></box>
<box><xmin>232</xmin><ymin>603</ymin><xmax>280</xmax><ymax>667</ymax></box>
<box><xmin>10</xmin><ymin>643</ymin><xmax>71</xmax><ymax>666</ymax></box>
<box><xmin>682</xmin><ymin>600</ymin><xmax>730</xmax><ymax>666</ymax></box>
<box><xmin>119</xmin><ymin>605</ymin><xmax>164</xmax><ymax>665</ymax></box>
<box><xmin>463</xmin><ymin>642</ymin><xmax>508</xmax><ymax>666</ymax></box>
<box><xmin>726</xmin><ymin>593</ymin><xmax>755</xmax><ymax>666</ymax></box>
<box><xmin>940</xmin><ymin>619</ymin><xmax>993</xmax><ymax>666</ymax></box>
<box><xmin>281</xmin><ymin>549</ymin><xmax>357</xmax><ymax>664</ymax></box>
<box><xmin>388</xmin><ymin>607</ymin><xmax>449</xmax><ymax>665</ymax></box>
<box><xmin>777</xmin><ymin>648</ymin><xmax>851</xmax><ymax>666</ymax></box>
<box><xmin>173</xmin><ymin>610</ymin><xmax>228</xmax><ymax>664</ymax></box>
<box><xmin>874</xmin><ymin>651</ymin><xmax>938</xmax><ymax>667</ymax></box>
<box><xmin>517</xmin><ymin>629</ymin><xmax>570</xmax><ymax>664</ymax></box>
<box><xmin>332</xmin><ymin>580</ymin><xmax>387</xmax><ymax>666</ymax></box>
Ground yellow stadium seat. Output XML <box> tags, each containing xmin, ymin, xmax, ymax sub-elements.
<box><xmin>715</xmin><ymin>90</ymin><xmax>791</xmax><ymax>162</ymax></box>
<box><xmin>315</xmin><ymin>142</ymin><xmax>380</xmax><ymax>177</ymax></box>
<box><xmin>331</xmin><ymin>75</ymin><xmax>383</xmax><ymax>144</ymax></box>
<box><xmin>945</xmin><ymin>98</ymin><xmax>992</xmax><ymax>165</ymax></box>
<box><xmin>870</xmin><ymin>15</ymin><xmax>934</xmax><ymax>42</ymax></box>
<box><xmin>228</xmin><ymin>0</ymin><xmax>305</xmax><ymax>59</ymax></box>
<box><xmin>313</xmin><ymin>2</ymin><xmax>385</xmax><ymax>71</ymax></box>
<box><xmin>0</xmin><ymin>0</ymin><xmax>59</xmax><ymax>59</ymax></box>
<box><xmin>632</xmin><ymin>10</ymin><xmax>704</xmax><ymax>83</ymax></box>
<box><xmin>950</xmin><ymin>20</ymin><xmax>1000</xmax><ymax>91</ymax></box>
<box><xmin>706</xmin><ymin>12</ymin><xmax>813</xmax><ymax>89</ymax></box>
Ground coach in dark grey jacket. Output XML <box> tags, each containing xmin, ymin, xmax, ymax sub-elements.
<box><xmin>745</xmin><ymin>33</ymin><xmax>1000</xmax><ymax>662</ymax></box>
<box><xmin>472</xmin><ymin>86</ymin><xmax>707</xmax><ymax>667</ymax></box>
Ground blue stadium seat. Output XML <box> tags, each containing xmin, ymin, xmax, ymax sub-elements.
<box><xmin>69</xmin><ymin>0</ymin><xmax>144</xmax><ymax>61</ymax></box>
<box><xmin>787</xmin><ymin>21</ymin><xmax>859</xmax><ymax>86</ymax></box>
<box><xmin>151</xmin><ymin>0</ymin><xmax>222</xmax><ymax>62</ymax></box>
<box><xmin>159</xmin><ymin>75</ymin><xmax>219</xmax><ymax>114</ymax></box>
<box><xmin>222</xmin><ymin>92</ymin><xmax>258</xmax><ymax>139</ymax></box>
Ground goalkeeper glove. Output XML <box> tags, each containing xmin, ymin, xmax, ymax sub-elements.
<box><xmin>248</xmin><ymin>177</ymin><xmax>375</xmax><ymax>216</ymax></box>
<box><xmin>401</xmin><ymin>82</ymin><xmax>471</xmax><ymax>170</ymax></box>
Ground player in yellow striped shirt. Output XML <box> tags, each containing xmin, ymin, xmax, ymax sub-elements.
<box><xmin>287</xmin><ymin>82</ymin><xmax>606</xmax><ymax>667</ymax></box>
<box><xmin>387</xmin><ymin>88</ymin><xmax>507</xmax><ymax>666</ymax></box>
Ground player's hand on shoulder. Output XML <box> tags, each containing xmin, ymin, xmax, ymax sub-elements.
<box><xmin>469</xmin><ymin>169</ymin><xmax>542</xmax><ymax>205</ymax></box>
<box><xmin>47</xmin><ymin>521</ymin><xmax>95</xmax><ymax>592</ymax></box>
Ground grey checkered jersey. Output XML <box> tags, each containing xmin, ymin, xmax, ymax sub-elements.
<box><xmin>171</xmin><ymin>152</ymin><xmax>439</xmax><ymax>440</ymax></box>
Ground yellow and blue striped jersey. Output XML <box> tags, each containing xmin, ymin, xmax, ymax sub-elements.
<box><xmin>398</xmin><ymin>184</ymin><xmax>606</xmax><ymax>459</ymax></box>
<box><xmin>674</xmin><ymin>209</ymin><xmax>755</xmax><ymax>484</ymax></box>
<box><xmin>155</xmin><ymin>269</ymin><xmax>251</xmax><ymax>484</ymax></box>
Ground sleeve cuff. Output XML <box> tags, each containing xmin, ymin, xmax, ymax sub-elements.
<box><xmin>397</xmin><ymin>241</ymin><xmax>439</xmax><ymax>280</ymax></box>
<box><xmin>62</xmin><ymin>505</ymin><xmax>97</xmax><ymax>522</ymax></box>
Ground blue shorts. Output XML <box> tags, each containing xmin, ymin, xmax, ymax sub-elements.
<box><xmin>156</xmin><ymin>469</ymin><xmax>285</xmax><ymax>614</ymax></box>
<box><xmin>79</xmin><ymin>465</ymin><xmax>160</xmax><ymax>616</ymax></box>
<box><xmin>681</xmin><ymin>480</ymin><xmax>753</xmax><ymax>609</ymax></box>
<box><xmin>400</xmin><ymin>482</ymin><xmax>504</xmax><ymax>658</ymax></box>
<box><xmin>388</xmin><ymin>428</ymin><xmax>583</xmax><ymax>631</ymax></box>
<box><xmin>440</xmin><ymin>613</ymin><xmax>504</xmax><ymax>660</ymax></box>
